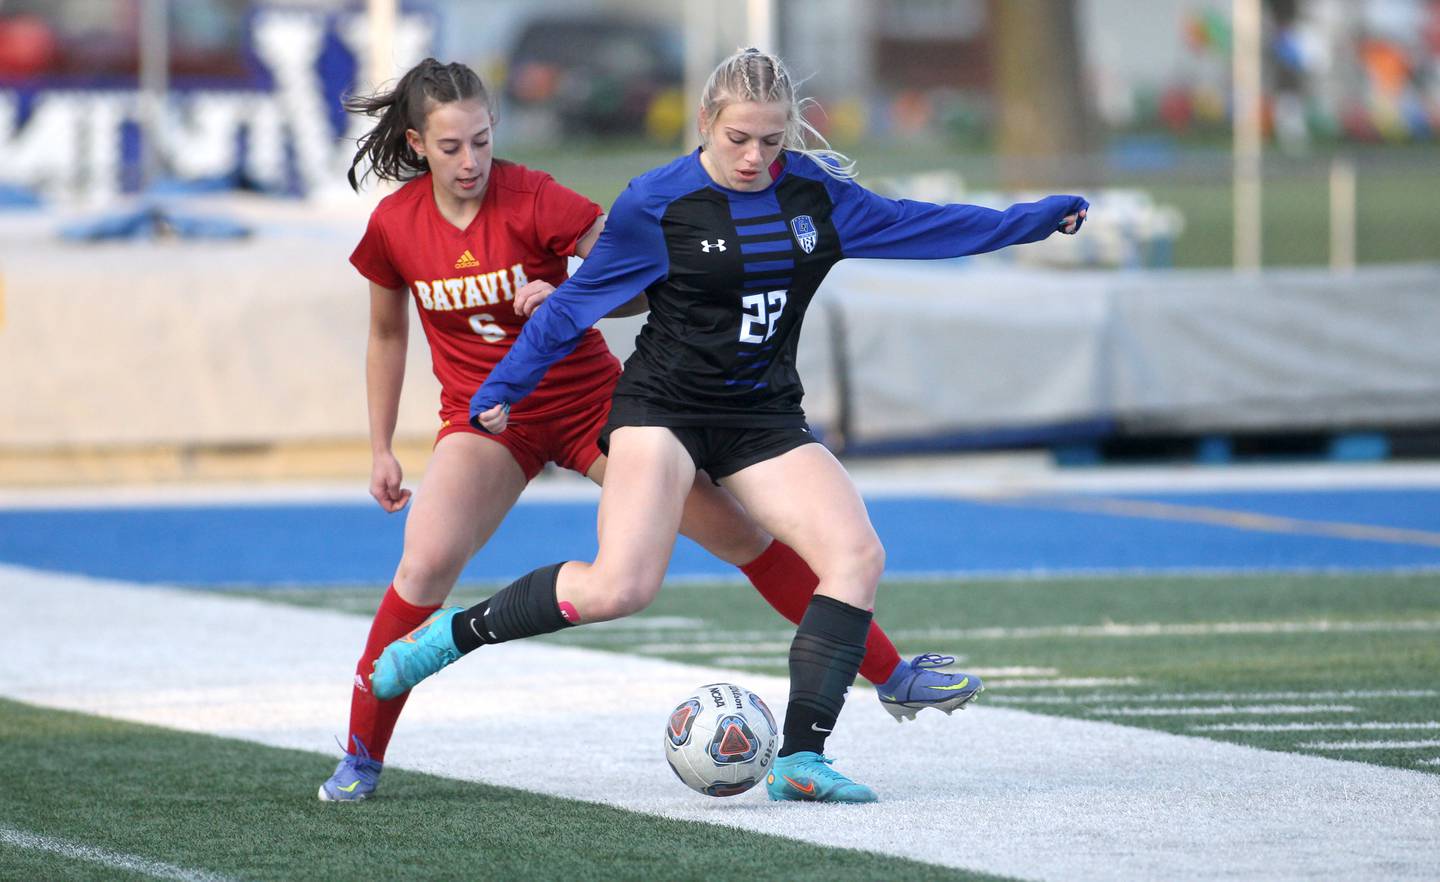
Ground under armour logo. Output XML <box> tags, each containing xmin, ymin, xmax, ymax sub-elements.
<box><xmin>701</xmin><ymin>239</ymin><xmax>726</xmax><ymax>253</ymax></box>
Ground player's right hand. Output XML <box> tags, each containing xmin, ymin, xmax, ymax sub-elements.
<box><xmin>513</xmin><ymin>280</ymin><xmax>556</xmax><ymax>317</ymax></box>
<box><xmin>473</xmin><ymin>402</ymin><xmax>510</xmax><ymax>434</ymax></box>
<box><xmin>370</xmin><ymin>452</ymin><xmax>412</xmax><ymax>512</ymax></box>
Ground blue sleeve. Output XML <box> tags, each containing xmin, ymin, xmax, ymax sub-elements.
<box><xmin>469</xmin><ymin>185</ymin><xmax>668</xmax><ymax>423</ymax></box>
<box><xmin>825</xmin><ymin>176</ymin><xmax>1088</xmax><ymax>260</ymax></box>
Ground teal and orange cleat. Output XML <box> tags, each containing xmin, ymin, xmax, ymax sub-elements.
<box><xmin>766</xmin><ymin>752</ymin><xmax>877</xmax><ymax>803</ymax></box>
<box><xmin>318</xmin><ymin>736</ymin><xmax>382</xmax><ymax>802</ymax></box>
<box><xmin>369</xmin><ymin>607</ymin><xmax>464</xmax><ymax>700</ymax></box>
<box><xmin>877</xmin><ymin>653</ymin><xmax>984</xmax><ymax>722</ymax></box>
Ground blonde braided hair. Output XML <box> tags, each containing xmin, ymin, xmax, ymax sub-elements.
<box><xmin>699</xmin><ymin>48</ymin><xmax>856</xmax><ymax>181</ymax></box>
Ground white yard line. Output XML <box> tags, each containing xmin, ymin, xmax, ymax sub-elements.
<box><xmin>0</xmin><ymin>825</ymin><xmax>237</xmax><ymax>882</ymax></box>
<box><xmin>2</xmin><ymin>564</ymin><xmax>1438</xmax><ymax>882</ymax></box>
<box><xmin>899</xmin><ymin>620</ymin><xmax>1440</xmax><ymax>639</ymax></box>
<box><xmin>624</xmin><ymin>621</ymin><xmax>1440</xmax><ymax>653</ymax></box>
<box><xmin>635</xmin><ymin>641</ymin><xmax>796</xmax><ymax>654</ymax></box>
<box><xmin>1091</xmin><ymin>704</ymin><xmax>1360</xmax><ymax>717</ymax></box>
<box><xmin>988</xmin><ymin>677</ymin><xmax>1143</xmax><ymax>689</ymax></box>
<box><xmin>1300</xmin><ymin>740</ymin><xmax>1440</xmax><ymax>750</ymax></box>
<box><xmin>709</xmin><ymin>655</ymin><xmax>787</xmax><ymax>667</ymax></box>
<box><xmin>991</xmin><ymin>690</ymin><xmax>1438</xmax><ymax>705</ymax></box>
<box><xmin>1191</xmin><ymin>722</ymin><xmax>1440</xmax><ymax>733</ymax></box>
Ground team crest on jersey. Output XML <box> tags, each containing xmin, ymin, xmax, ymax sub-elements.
<box><xmin>789</xmin><ymin>215</ymin><xmax>817</xmax><ymax>253</ymax></box>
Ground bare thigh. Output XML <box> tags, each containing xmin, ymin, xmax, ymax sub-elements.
<box><xmin>586</xmin><ymin>455</ymin><xmax>772</xmax><ymax>567</ymax></box>
<box><xmin>718</xmin><ymin>443</ymin><xmax>883</xmax><ymax>609</ymax></box>
<box><xmin>558</xmin><ymin>427</ymin><xmax>695</xmax><ymax>621</ymax></box>
<box><xmin>393</xmin><ymin>433</ymin><xmax>528</xmax><ymax>605</ymax></box>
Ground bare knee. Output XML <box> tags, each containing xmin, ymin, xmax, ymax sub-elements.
<box><xmin>394</xmin><ymin>547</ymin><xmax>466</xmax><ymax>603</ymax></box>
<box><xmin>573</xmin><ymin>570</ymin><xmax>664</xmax><ymax>622</ymax></box>
<box><xmin>824</xmin><ymin>536</ymin><xmax>886</xmax><ymax>588</ymax></box>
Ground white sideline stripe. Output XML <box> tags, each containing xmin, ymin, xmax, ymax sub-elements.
<box><xmin>620</xmin><ymin>620</ymin><xmax>1440</xmax><ymax>647</ymax></box>
<box><xmin>706</xmin><ymin>663</ymin><xmax>1079</xmax><ymax>680</ymax></box>
<box><xmin>586</xmin><ymin>616</ymin><xmax>706</xmax><ymax>630</ymax></box>
<box><xmin>1191</xmin><ymin>722</ymin><xmax>1440</xmax><ymax>733</ymax></box>
<box><xmin>698</xmin><ymin>661</ymin><xmax>1069</xmax><ymax>680</ymax></box>
<box><xmin>1092</xmin><ymin>704</ymin><xmax>1359</xmax><ymax>717</ymax></box>
<box><xmin>637</xmin><ymin>641</ymin><xmax>795</xmax><ymax>654</ymax></box>
<box><xmin>1300</xmin><ymin>740</ymin><xmax>1440</xmax><ymax>750</ymax></box>
<box><xmin>709</xmin><ymin>655</ymin><xmax>785</xmax><ymax>667</ymax></box>
<box><xmin>0</xmin><ymin>825</ymin><xmax>236</xmax><ymax>882</ymax></box>
<box><xmin>1420</xmin><ymin>759</ymin><xmax>1440</xmax><ymax>767</ymax></box>
<box><xmin>989</xmin><ymin>677</ymin><xmax>1142</xmax><ymax>689</ymax></box>
<box><xmin>991</xmin><ymin>689</ymin><xmax>1438</xmax><ymax>705</ymax></box>
<box><xmin>898</xmin><ymin>620</ymin><xmax>1440</xmax><ymax>639</ymax></box>
<box><xmin>2</xmin><ymin>564</ymin><xmax>1439</xmax><ymax>882</ymax></box>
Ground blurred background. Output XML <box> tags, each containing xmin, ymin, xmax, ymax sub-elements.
<box><xmin>0</xmin><ymin>0</ymin><xmax>1437</xmax><ymax>485</ymax></box>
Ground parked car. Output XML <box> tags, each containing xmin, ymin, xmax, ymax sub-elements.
<box><xmin>503</xmin><ymin>13</ymin><xmax>684</xmax><ymax>140</ymax></box>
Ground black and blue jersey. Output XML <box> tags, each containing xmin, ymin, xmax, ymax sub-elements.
<box><xmin>470</xmin><ymin>148</ymin><xmax>1086</xmax><ymax>428</ymax></box>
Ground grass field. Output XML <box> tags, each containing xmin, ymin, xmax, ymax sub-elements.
<box><xmin>0</xmin><ymin>700</ymin><xmax>995</xmax><ymax>882</ymax></box>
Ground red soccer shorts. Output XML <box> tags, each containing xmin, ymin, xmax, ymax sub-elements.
<box><xmin>435</xmin><ymin>382</ymin><xmax>614</xmax><ymax>480</ymax></box>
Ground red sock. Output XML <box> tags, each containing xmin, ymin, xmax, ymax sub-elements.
<box><xmin>346</xmin><ymin>584</ymin><xmax>440</xmax><ymax>762</ymax></box>
<box><xmin>739</xmin><ymin>540</ymin><xmax>904</xmax><ymax>686</ymax></box>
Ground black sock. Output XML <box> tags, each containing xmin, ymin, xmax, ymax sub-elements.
<box><xmin>451</xmin><ymin>562</ymin><xmax>575</xmax><ymax>654</ymax></box>
<box><xmin>779</xmin><ymin>594</ymin><xmax>872</xmax><ymax>757</ymax></box>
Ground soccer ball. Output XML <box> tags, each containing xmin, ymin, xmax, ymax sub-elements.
<box><xmin>663</xmin><ymin>682</ymin><xmax>778</xmax><ymax>796</ymax></box>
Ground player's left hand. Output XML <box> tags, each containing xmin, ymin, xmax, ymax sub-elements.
<box><xmin>472</xmin><ymin>402</ymin><xmax>510</xmax><ymax>434</ymax></box>
<box><xmin>513</xmin><ymin>280</ymin><xmax>556</xmax><ymax>317</ymax></box>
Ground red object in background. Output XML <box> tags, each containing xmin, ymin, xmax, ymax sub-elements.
<box><xmin>1158</xmin><ymin>86</ymin><xmax>1194</xmax><ymax>133</ymax></box>
<box><xmin>0</xmin><ymin>15</ymin><xmax>59</xmax><ymax>77</ymax></box>
<box><xmin>1183</xmin><ymin>15</ymin><xmax>1208</xmax><ymax>54</ymax></box>
<box><xmin>1426</xmin><ymin>1</ymin><xmax>1440</xmax><ymax>55</ymax></box>
<box><xmin>1340</xmin><ymin>103</ymin><xmax>1383</xmax><ymax>142</ymax></box>
<box><xmin>511</xmin><ymin>62</ymin><xmax>560</xmax><ymax>103</ymax></box>
<box><xmin>890</xmin><ymin>89</ymin><xmax>934</xmax><ymax>135</ymax></box>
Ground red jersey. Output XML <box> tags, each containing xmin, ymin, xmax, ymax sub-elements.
<box><xmin>349</xmin><ymin>161</ymin><xmax>619</xmax><ymax>420</ymax></box>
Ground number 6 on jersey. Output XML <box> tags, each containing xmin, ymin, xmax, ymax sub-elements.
<box><xmin>739</xmin><ymin>290</ymin><xmax>788</xmax><ymax>343</ymax></box>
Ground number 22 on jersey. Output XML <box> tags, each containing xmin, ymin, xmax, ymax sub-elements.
<box><xmin>739</xmin><ymin>290</ymin><xmax>788</xmax><ymax>343</ymax></box>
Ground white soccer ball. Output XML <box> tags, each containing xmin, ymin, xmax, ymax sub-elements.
<box><xmin>663</xmin><ymin>682</ymin><xmax>778</xmax><ymax>796</ymax></box>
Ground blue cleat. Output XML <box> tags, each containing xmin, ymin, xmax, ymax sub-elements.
<box><xmin>370</xmin><ymin>607</ymin><xmax>464</xmax><ymax>700</ymax></box>
<box><xmin>318</xmin><ymin>736</ymin><xmax>383</xmax><ymax>802</ymax></box>
<box><xmin>766</xmin><ymin>752</ymin><xmax>877</xmax><ymax>803</ymax></box>
<box><xmin>877</xmin><ymin>653</ymin><xmax>984</xmax><ymax>722</ymax></box>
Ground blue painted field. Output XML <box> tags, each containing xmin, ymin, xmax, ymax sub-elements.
<box><xmin>2</xmin><ymin>487</ymin><xmax>1438</xmax><ymax>586</ymax></box>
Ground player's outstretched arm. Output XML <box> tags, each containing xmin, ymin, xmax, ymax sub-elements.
<box><xmin>824</xmin><ymin>173</ymin><xmax>1088</xmax><ymax>261</ymax></box>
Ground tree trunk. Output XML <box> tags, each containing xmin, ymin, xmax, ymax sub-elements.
<box><xmin>991</xmin><ymin>0</ymin><xmax>1094</xmax><ymax>188</ymax></box>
